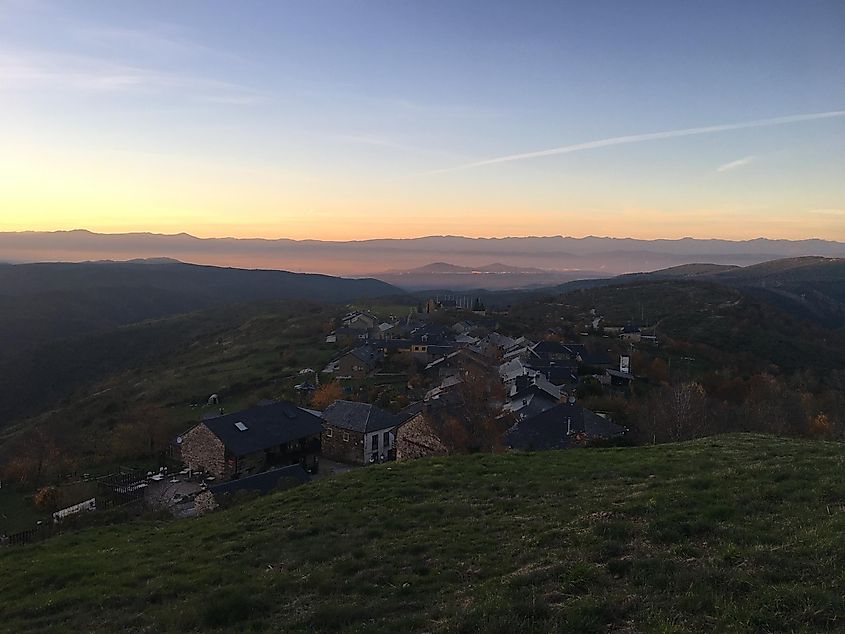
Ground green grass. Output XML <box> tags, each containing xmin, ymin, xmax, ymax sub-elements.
<box><xmin>0</xmin><ymin>486</ymin><xmax>47</xmax><ymax>534</ymax></box>
<box><xmin>1</xmin><ymin>434</ymin><xmax>844</xmax><ymax>632</ymax></box>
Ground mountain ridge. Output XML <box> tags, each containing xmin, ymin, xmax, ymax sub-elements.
<box><xmin>4</xmin><ymin>230</ymin><xmax>845</xmax><ymax>276</ymax></box>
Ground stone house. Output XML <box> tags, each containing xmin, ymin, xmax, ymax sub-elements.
<box><xmin>321</xmin><ymin>400</ymin><xmax>399</xmax><ymax>464</ymax></box>
<box><xmin>334</xmin><ymin>345</ymin><xmax>380</xmax><ymax>380</ymax></box>
<box><xmin>394</xmin><ymin>406</ymin><xmax>449</xmax><ymax>461</ymax></box>
<box><xmin>341</xmin><ymin>311</ymin><xmax>378</xmax><ymax>331</ymax></box>
<box><xmin>179</xmin><ymin>401</ymin><xmax>323</xmax><ymax>479</ymax></box>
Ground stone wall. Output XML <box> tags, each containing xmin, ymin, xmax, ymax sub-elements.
<box><xmin>322</xmin><ymin>425</ymin><xmax>364</xmax><ymax>464</ymax></box>
<box><xmin>194</xmin><ymin>491</ymin><xmax>219</xmax><ymax>515</ymax></box>
<box><xmin>395</xmin><ymin>413</ymin><xmax>448</xmax><ymax>461</ymax></box>
<box><xmin>180</xmin><ymin>424</ymin><xmax>226</xmax><ymax>476</ymax></box>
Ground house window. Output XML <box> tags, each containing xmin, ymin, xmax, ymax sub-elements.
<box><xmin>371</xmin><ymin>435</ymin><xmax>379</xmax><ymax>451</ymax></box>
<box><xmin>383</xmin><ymin>431</ymin><xmax>390</xmax><ymax>447</ymax></box>
<box><xmin>343</xmin><ymin>431</ymin><xmax>350</xmax><ymax>442</ymax></box>
<box><xmin>326</xmin><ymin>428</ymin><xmax>333</xmax><ymax>438</ymax></box>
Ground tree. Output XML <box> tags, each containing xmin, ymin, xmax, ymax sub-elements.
<box><xmin>110</xmin><ymin>404</ymin><xmax>172</xmax><ymax>460</ymax></box>
<box><xmin>637</xmin><ymin>381</ymin><xmax>711</xmax><ymax>443</ymax></box>
<box><xmin>0</xmin><ymin>427</ymin><xmax>62</xmax><ymax>484</ymax></box>
<box><xmin>311</xmin><ymin>381</ymin><xmax>343</xmax><ymax>410</ymax></box>
<box><xmin>34</xmin><ymin>486</ymin><xmax>62</xmax><ymax>511</ymax></box>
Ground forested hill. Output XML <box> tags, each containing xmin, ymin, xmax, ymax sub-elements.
<box><xmin>0</xmin><ymin>261</ymin><xmax>402</xmax><ymax>355</ymax></box>
<box><xmin>551</xmin><ymin>257</ymin><xmax>845</xmax><ymax>328</ymax></box>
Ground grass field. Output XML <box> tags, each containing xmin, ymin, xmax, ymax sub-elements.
<box><xmin>0</xmin><ymin>486</ymin><xmax>46</xmax><ymax>534</ymax></box>
<box><xmin>1</xmin><ymin>434</ymin><xmax>843</xmax><ymax>632</ymax></box>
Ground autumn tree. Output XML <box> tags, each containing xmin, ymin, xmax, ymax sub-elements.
<box><xmin>34</xmin><ymin>486</ymin><xmax>62</xmax><ymax>511</ymax></box>
<box><xmin>0</xmin><ymin>427</ymin><xmax>61</xmax><ymax>484</ymax></box>
<box><xmin>311</xmin><ymin>381</ymin><xmax>343</xmax><ymax>410</ymax></box>
<box><xmin>440</xmin><ymin>365</ymin><xmax>507</xmax><ymax>453</ymax></box>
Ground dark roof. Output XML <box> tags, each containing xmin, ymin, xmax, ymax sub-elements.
<box><xmin>373</xmin><ymin>338</ymin><xmax>413</xmax><ymax>350</ymax></box>
<box><xmin>202</xmin><ymin>401</ymin><xmax>323</xmax><ymax>456</ymax></box>
<box><xmin>527</xmin><ymin>363</ymin><xmax>579</xmax><ymax>385</ymax></box>
<box><xmin>425</xmin><ymin>344</ymin><xmax>456</xmax><ymax>357</ymax></box>
<box><xmin>396</xmin><ymin>401</ymin><xmax>424</xmax><ymax>424</ymax></box>
<box><xmin>578</xmin><ymin>349</ymin><xmax>613</xmax><ymax>367</ymax></box>
<box><xmin>345</xmin><ymin>345</ymin><xmax>380</xmax><ymax>365</ymax></box>
<box><xmin>506</xmin><ymin>403</ymin><xmax>626</xmax><ymax>451</ymax></box>
<box><xmin>208</xmin><ymin>464</ymin><xmax>310</xmax><ymax>496</ymax></box>
<box><xmin>531</xmin><ymin>341</ymin><xmax>573</xmax><ymax>356</ymax></box>
<box><xmin>622</xmin><ymin>324</ymin><xmax>641</xmax><ymax>333</ymax></box>
<box><xmin>323</xmin><ymin>400</ymin><xmax>399</xmax><ymax>433</ymax></box>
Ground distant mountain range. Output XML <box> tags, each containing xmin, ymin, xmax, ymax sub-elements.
<box><xmin>4</xmin><ymin>230</ymin><xmax>845</xmax><ymax>276</ymax></box>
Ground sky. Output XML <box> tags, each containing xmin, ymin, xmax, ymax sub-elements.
<box><xmin>1</xmin><ymin>0</ymin><xmax>844</xmax><ymax>241</ymax></box>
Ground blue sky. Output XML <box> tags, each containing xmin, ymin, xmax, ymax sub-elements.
<box><xmin>1</xmin><ymin>0</ymin><xmax>843</xmax><ymax>239</ymax></box>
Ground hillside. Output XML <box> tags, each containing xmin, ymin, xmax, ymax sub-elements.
<box><xmin>1</xmin><ymin>435</ymin><xmax>843</xmax><ymax>632</ymax></box>
<box><xmin>553</xmin><ymin>280</ymin><xmax>845</xmax><ymax>372</ymax></box>
<box><xmin>0</xmin><ymin>300</ymin><xmax>341</xmax><ymax>449</ymax></box>
<box><xmin>376</xmin><ymin>261</ymin><xmax>602</xmax><ymax>291</ymax></box>
<box><xmin>0</xmin><ymin>261</ymin><xmax>402</xmax><ymax>357</ymax></box>
<box><xmin>550</xmin><ymin>257</ymin><xmax>845</xmax><ymax>328</ymax></box>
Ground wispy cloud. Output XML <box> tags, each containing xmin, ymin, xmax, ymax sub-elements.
<box><xmin>716</xmin><ymin>155</ymin><xmax>755</xmax><ymax>173</ymax></box>
<box><xmin>427</xmin><ymin>111</ymin><xmax>845</xmax><ymax>175</ymax></box>
<box><xmin>0</xmin><ymin>50</ymin><xmax>261</xmax><ymax>104</ymax></box>
<box><xmin>73</xmin><ymin>24</ymin><xmax>241</xmax><ymax>62</ymax></box>
<box><xmin>808</xmin><ymin>208</ymin><xmax>845</xmax><ymax>217</ymax></box>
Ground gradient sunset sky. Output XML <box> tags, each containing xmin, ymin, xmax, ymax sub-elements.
<box><xmin>1</xmin><ymin>1</ymin><xmax>843</xmax><ymax>240</ymax></box>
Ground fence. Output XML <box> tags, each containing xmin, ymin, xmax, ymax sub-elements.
<box><xmin>1</xmin><ymin>526</ymin><xmax>50</xmax><ymax>547</ymax></box>
<box><xmin>2</xmin><ymin>468</ymin><xmax>149</xmax><ymax>548</ymax></box>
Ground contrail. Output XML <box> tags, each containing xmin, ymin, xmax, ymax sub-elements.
<box><xmin>427</xmin><ymin>110</ymin><xmax>845</xmax><ymax>175</ymax></box>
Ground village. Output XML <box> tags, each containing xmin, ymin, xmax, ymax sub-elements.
<box><xmin>0</xmin><ymin>298</ymin><xmax>656</xmax><ymax>536</ymax></box>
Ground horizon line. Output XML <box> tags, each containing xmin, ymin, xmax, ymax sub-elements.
<box><xmin>0</xmin><ymin>228</ymin><xmax>842</xmax><ymax>244</ymax></box>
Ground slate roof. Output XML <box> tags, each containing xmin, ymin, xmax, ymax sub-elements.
<box><xmin>347</xmin><ymin>345</ymin><xmax>380</xmax><ymax>365</ymax></box>
<box><xmin>531</xmin><ymin>340</ymin><xmax>574</xmax><ymax>357</ymax></box>
<box><xmin>506</xmin><ymin>403</ymin><xmax>626</xmax><ymax>451</ymax></box>
<box><xmin>208</xmin><ymin>464</ymin><xmax>311</xmax><ymax>496</ymax></box>
<box><xmin>202</xmin><ymin>401</ymin><xmax>324</xmax><ymax>457</ymax></box>
<box><xmin>322</xmin><ymin>400</ymin><xmax>399</xmax><ymax>433</ymax></box>
<box><xmin>509</xmin><ymin>374</ymin><xmax>561</xmax><ymax>401</ymax></box>
<box><xmin>396</xmin><ymin>401</ymin><xmax>424</xmax><ymax>424</ymax></box>
<box><xmin>527</xmin><ymin>362</ymin><xmax>579</xmax><ymax>385</ymax></box>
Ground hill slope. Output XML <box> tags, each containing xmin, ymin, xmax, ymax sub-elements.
<box><xmin>551</xmin><ymin>257</ymin><xmax>845</xmax><ymax>328</ymax></box>
<box><xmin>0</xmin><ymin>261</ymin><xmax>402</xmax><ymax>356</ymax></box>
<box><xmin>1</xmin><ymin>434</ymin><xmax>843</xmax><ymax>632</ymax></box>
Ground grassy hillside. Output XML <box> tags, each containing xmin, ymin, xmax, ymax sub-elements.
<box><xmin>1</xmin><ymin>434</ymin><xmax>843</xmax><ymax>633</ymax></box>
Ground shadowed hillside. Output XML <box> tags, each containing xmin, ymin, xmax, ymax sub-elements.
<box><xmin>550</xmin><ymin>257</ymin><xmax>845</xmax><ymax>328</ymax></box>
<box><xmin>0</xmin><ymin>261</ymin><xmax>403</xmax><ymax>357</ymax></box>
